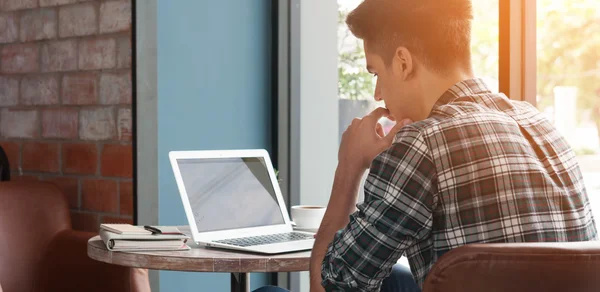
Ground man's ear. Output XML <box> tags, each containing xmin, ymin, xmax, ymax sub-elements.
<box><xmin>393</xmin><ymin>47</ymin><xmax>414</xmax><ymax>80</ymax></box>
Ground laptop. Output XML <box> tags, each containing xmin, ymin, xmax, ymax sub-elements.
<box><xmin>169</xmin><ymin>149</ymin><xmax>315</xmax><ymax>254</ymax></box>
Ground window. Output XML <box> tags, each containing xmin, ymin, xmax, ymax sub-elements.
<box><xmin>337</xmin><ymin>0</ymin><xmax>379</xmax><ymax>143</ymax></box>
<box><xmin>536</xmin><ymin>0</ymin><xmax>600</xmax><ymax>209</ymax></box>
<box><xmin>471</xmin><ymin>0</ymin><xmax>500</xmax><ymax>91</ymax></box>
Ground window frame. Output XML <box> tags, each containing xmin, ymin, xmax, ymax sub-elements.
<box><xmin>499</xmin><ymin>0</ymin><xmax>537</xmax><ymax>104</ymax></box>
<box><xmin>277</xmin><ymin>0</ymin><xmax>339</xmax><ymax>291</ymax></box>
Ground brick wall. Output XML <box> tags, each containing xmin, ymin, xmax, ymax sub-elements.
<box><xmin>0</xmin><ymin>0</ymin><xmax>133</xmax><ymax>232</ymax></box>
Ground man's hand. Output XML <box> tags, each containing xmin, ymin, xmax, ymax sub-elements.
<box><xmin>339</xmin><ymin>107</ymin><xmax>412</xmax><ymax>172</ymax></box>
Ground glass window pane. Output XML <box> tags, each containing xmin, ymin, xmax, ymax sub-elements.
<box><xmin>338</xmin><ymin>0</ymin><xmax>378</xmax><ymax>144</ymax></box>
<box><xmin>471</xmin><ymin>0</ymin><xmax>499</xmax><ymax>91</ymax></box>
<box><xmin>536</xmin><ymin>0</ymin><xmax>600</xmax><ymax>210</ymax></box>
<box><xmin>337</xmin><ymin>0</ymin><xmax>379</xmax><ymax>203</ymax></box>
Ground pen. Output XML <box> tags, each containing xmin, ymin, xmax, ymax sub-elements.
<box><xmin>144</xmin><ymin>225</ymin><xmax>162</xmax><ymax>234</ymax></box>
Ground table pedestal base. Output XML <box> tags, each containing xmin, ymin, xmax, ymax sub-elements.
<box><xmin>231</xmin><ymin>272</ymin><xmax>250</xmax><ymax>292</ymax></box>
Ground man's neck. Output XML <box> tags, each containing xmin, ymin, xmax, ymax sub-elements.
<box><xmin>416</xmin><ymin>69</ymin><xmax>474</xmax><ymax>120</ymax></box>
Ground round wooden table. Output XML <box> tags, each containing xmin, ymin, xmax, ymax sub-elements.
<box><xmin>87</xmin><ymin>236</ymin><xmax>311</xmax><ymax>292</ymax></box>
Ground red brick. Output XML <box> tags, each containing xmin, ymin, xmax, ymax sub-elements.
<box><xmin>40</xmin><ymin>0</ymin><xmax>78</xmax><ymax>7</ymax></box>
<box><xmin>22</xmin><ymin>142</ymin><xmax>59</xmax><ymax>173</ymax></box>
<box><xmin>79</xmin><ymin>38</ymin><xmax>116</xmax><ymax>70</ymax></box>
<box><xmin>0</xmin><ymin>12</ymin><xmax>18</xmax><ymax>43</ymax></box>
<box><xmin>1</xmin><ymin>43</ymin><xmax>39</xmax><ymax>73</ymax></box>
<box><xmin>0</xmin><ymin>109</ymin><xmax>39</xmax><ymax>138</ymax></box>
<box><xmin>20</xmin><ymin>8</ymin><xmax>57</xmax><ymax>42</ymax></box>
<box><xmin>119</xmin><ymin>180</ymin><xmax>133</xmax><ymax>215</ymax></box>
<box><xmin>82</xmin><ymin>179</ymin><xmax>118</xmax><ymax>213</ymax></box>
<box><xmin>117</xmin><ymin>108</ymin><xmax>132</xmax><ymax>141</ymax></box>
<box><xmin>100</xmin><ymin>72</ymin><xmax>131</xmax><ymax>104</ymax></box>
<box><xmin>0</xmin><ymin>141</ymin><xmax>20</xmax><ymax>170</ymax></box>
<box><xmin>0</xmin><ymin>0</ymin><xmax>37</xmax><ymax>11</ymax></box>
<box><xmin>70</xmin><ymin>211</ymin><xmax>99</xmax><ymax>232</ymax></box>
<box><xmin>99</xmin><ymin>1</ymin><xmax>130</xmax><ymax>33</ymax></box>
<box><xmin>20</xmin><ymin>75</ymin><xmax>59</xmax><ymax>105</ymax></box>
<box><xmin>42</xmin><ymin>108</ymin><xmax>78</xmax><ymax>139</ymax></box>
<box><xmin>101</xmin><ymin>144</ymin><xmax>132</xmax><ymax>178</ymax></box>
<box><xmin>79</xmin><ymin>107</ymin><xmax>116</xmax><ymax>141</ymax></box>
<box><xmin>0</xmin><ymin>76</ymin><xmax>19</xmax><ymax>106</ymax></box>
<box><xmin>43</xmin><ymin>176</ymin><xmax>79</xmax><ymax>208</ymax></box>
<box><xmin>117</xmin><ymin>36</ymin><xmax>131</xmax><ymax>68</ymax></box>
<box><xmin>13</xmin><ymin>174</ymin><xmax>40</xmax><ymax>182</ymax></box>
<box><xmin>62</xmin><ymin>143</ymin><xmax>97</xmax><ymax>175</ymax></box>
<box><xmin>61</xmin><ymin>72</ymin><xmax>98</xmax><ymax>105</ymax></box>
<box><xmin>41</xmin><ymin>39</ymin><xmax>77</xmax><ymax>72</ymax></box>
<box><xmin>58</xmin><ymin>3</ymin><xmax>97</xmax><ymax>37</ymax></box>
<box><xmin>101</xmin><ymin>216</ymin><xmax>133</xmax><ymax>225</ymax></box>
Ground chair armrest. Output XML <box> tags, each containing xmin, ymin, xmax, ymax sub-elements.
<box><xmin>36</xmin><ymin>230</ymin><xmax>135</xmax><ymax>292</ymax></box>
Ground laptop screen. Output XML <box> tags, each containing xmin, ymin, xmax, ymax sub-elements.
<box><xmin>176</xmin><ymin>157</ymin><xmax>285</xmax><ymax>233</ymax></box>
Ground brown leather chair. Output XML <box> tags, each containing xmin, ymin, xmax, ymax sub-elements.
<box><xmin>422</xmin><ymin>241</ymin><xmax>600</xmax><ymax>292</ymax></box>
<box><xmin>0</xmin><ymin>181</ymin><xmax>149</xmax><ymax>292</ymax></box>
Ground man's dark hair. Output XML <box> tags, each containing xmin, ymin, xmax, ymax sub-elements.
<box><xmin>346</xmin><ymin>0</ymin><xmax>473</xmax><ymax>75</ymax></box>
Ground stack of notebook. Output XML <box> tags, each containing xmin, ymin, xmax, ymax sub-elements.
<box><xmin>99</xmin><ymin>224</ymin><xmax>190</xmax><ymax>251</ymax></box>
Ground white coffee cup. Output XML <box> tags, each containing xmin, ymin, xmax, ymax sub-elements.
<box><xmin>291</xmin><ymin>205</ymin><xmax>326</xmax><ymax>230</ymax></box>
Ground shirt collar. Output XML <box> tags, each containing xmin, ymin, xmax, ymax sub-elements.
<box><xmin>433</xmin><ymin>78</ymin><xmax>493</xmax><ymax>109</ymax></box>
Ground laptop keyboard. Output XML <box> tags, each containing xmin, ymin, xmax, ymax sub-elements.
<box><xmin>214</xmin><ymin>232</ymin><xmax>314</xmax><ymax>247</ymax></box>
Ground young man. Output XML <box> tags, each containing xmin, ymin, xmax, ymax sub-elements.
<box><xmin>307</xmin><ymin>0</ymin><xmax>598</xmax><ymax>291</ymax></box>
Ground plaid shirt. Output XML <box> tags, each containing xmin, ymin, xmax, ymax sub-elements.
<box><xmin>321</xmin><ymin>78</ymin><xmax>598</xmax><ymax>291</ymax></box>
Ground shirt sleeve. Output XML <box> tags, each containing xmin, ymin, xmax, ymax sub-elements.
<box><xmin>321</xmin><ymin>126</ymin><xmax>438</xmax><ymax>291</ymax></box>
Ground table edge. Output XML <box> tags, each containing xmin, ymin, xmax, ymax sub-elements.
<box><xmin>87</xmin><ymin>237</ymin><xmax>310</xmax><ymax>273</ymax></box>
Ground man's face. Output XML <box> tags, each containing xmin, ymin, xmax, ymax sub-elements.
<box><xmin>364</xmin><ymin>42</ymin><xmax>419</xmax><ymax>121</ymax></box>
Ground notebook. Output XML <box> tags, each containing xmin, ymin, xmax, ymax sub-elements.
<box><xmin>99</xmin><ymin>227</ymin><xmax>191</xmax><ymax>252</ymax></box>
<box><xmin>100</xmin><ymin>224</ymin><xmax>152</xmax><ymax>235</ymax></box>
